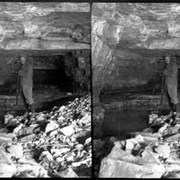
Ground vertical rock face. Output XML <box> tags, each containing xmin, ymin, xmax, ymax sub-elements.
<box><xmin>0</xmin><ymin>2</ymin><xmax>91</xmax><ymax>95</ymax></box>
<box><xmin>92</xmin><ymin>3</ymin><xmax>180</xmax><ymax>104</ymax></box>
<box><xmin>0</xmin><ymin>49</ymin><xmax>91</xmax><ymax>95</ymax></box>
<box><xmin>0</xmin><ymin>2</ymin><xmax>90</xmax><ymax>50</ymax></box>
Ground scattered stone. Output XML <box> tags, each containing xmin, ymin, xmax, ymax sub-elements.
<box><xmin>0</xmin><ymin>149</ymin><xmax>13</xmax><ymax>165</ymax></box>
<box><xmin>2</xmin><ymin>94</ymin><xmax>91</xmax><ymax>178</ymax></box>
<box><xmin>0</xmin><ymin>163</ymin><xmax>16</xmax><ymax>177</ymax></box>
<box><xmin>45</xmin><ymin>121</ymin><xmax>59</xmax><ymax>134</ymax></box>
<box><xmin>13</xmin><ymin>124</ymin><xmax>24</xmax><ymax>136</ymax></box>
<box><xmin>0</xmin><ymin>133</ymin><xmax>14</xmax><ymax>145</ymax></box>
<box><xmin>39</xmin><ymin>150</ymin><xmax>53</xmax><ymax>162</ymax></box>
<box><xmin>154</xmin><ymin>143</ymin><xmax>170</xmax><ymax>159</ymax></box>
<box><xmin>141</xmin><ymin>148</ymin><xmax>160</xmax><ymax>164</ymax></box>
<box><xmin>99</xmin><ymin>157</ymin><xmax>165</xmax><ymax>178</ymax></box>
<box><xmin>98</xmin><ymin>111</ymin><xmax>180</xmax><ymax>178</ymax></box>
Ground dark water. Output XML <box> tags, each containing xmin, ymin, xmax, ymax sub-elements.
<box><xmin>102</xmin><ymin>109</ymin><xmax>150</xmax><ymax>140</ymax></box>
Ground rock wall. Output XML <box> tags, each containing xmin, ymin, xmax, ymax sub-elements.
<box><xmin>0</xmin><ymin>49</ymin><xmax>91</xmax><ymax>95</ymax></box>
<box><xmin>0</xmin><ymin>2</ymin><xmax>90</xmax><ymax>50</ymax></box>
<box><xmin>92</xmin><ymin>3</ymin><xmax>180</xmax><ymax>105</ymax></box>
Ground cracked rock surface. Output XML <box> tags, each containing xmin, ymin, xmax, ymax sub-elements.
<box><xmin>1</xmin><ymin>94</ymin><xmax>91</xmax><ymax>178</ymax></box>
<box><xmin>97</xmin><ymin>112</ymin><xmax>180</xmax><ymax>178</ymax></box>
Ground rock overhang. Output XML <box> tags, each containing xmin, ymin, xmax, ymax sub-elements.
<box><xmin>0</xmin><ymin>2</ymin><xmax>90</xmax><ymax>51</ymax></box>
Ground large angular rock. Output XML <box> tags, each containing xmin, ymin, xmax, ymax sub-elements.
<box><xmin>45</xmin><ymin>120</ymin><xmax>59</xmax><ymax>134</ymax></box>
<box><xmin>108</xmin><ymin>144</ymin><xmax>148</xmax><ymax>165</ymax></box>
<box><xmin>0</xmin><ymin>149</ymin><xmax>16</xmax><ymax>177</ymax></box>
<box><xmin>154</xmin><ymin>143</ymin><xmax>170</xmax><ymax>159</ymax></box>
<box><xmin>0</xmin><ymin>133</ymin><xmax>14</xmax><ymax>145</ymax></box>
<box><xmin>0</xmin><ymin>2</ymin><xmax>90</xmax><ymax>50</ymax></box>
<box><xmin>99</xmin><ymin>157</ymin><xmax>165</xmax><ymax>178</ymax></box>
<box><xmin>6</xmin><ymin>143</ymin><xmax>23</xmax><ymax>159</ymax></box>
<box><xmin>60</xmin><ymin>125</ymin><xmax>75</xmax><ymax>137</ymax></box>
<box><xmin>57</xmin><ymin>167</ymin><xmax>79</xmax><ymax>178</ymax></box>
<box><xmin>0</xmin><ymin>163</ymin><xmax>16</xmax><ymax>177</ymax></box>
<box><xmin>0</xmin><ymin>149</ymin><xmax>13</xmax><ymax>165</ymax></box>
<box><xmin>141</xmin><ymin>148</ymin><xmax>160</xmax><ymax>164</ymax></box>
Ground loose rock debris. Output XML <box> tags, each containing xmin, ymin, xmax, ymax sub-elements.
<box><xmin>1</xmin><ymin>94</ymin><xmax>91</xmax><ymax>178</ymax></box>
<box><xmin>98</xmin><ymin>112</ymin><xmax>180</xmax><ymax>178</ymax></box>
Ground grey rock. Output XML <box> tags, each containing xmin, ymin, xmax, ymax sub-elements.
<box><xmin>58</xmin><ymin>167</ymin><xmax>79</xmax><ymax>178</ymax></box>
<box><xmin>99</xmin><ymin>157</ymin><xmax>165</xmax><ymax>178</ymax></box>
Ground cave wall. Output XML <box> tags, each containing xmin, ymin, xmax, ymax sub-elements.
<box><xmin>0</xmin><ymin>2</ymin><xmax>91</xmax><ymax>95</ymax></box>
<box><xmin>101</xmin><ymin>49</ymin><xmax>164</xmax><ymax>93</ymax></box>
<box><xmin>0</xmin><ymin>49</ymin><xmax>91</xmax><ymax>95</ymax></box>
<box><xmin>92</xmin><ymin>3</ymin><xmax>180</xmax><ymax>105</ymax></box>
<box><xmin>0</xmin><ymin>2</ymin><xmax>90</xmax><ymax>50</ymax></box>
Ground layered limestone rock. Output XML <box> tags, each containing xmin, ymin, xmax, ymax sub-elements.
<box><xmin>92</xmin><ymin>3</ymin><xmax>180</xmax><ymax>138</ymax></box>
<box><xmin>92</xmin><ymin>3</ymin><xmax>180</xmax><ymax>104</ymax></box>
<box><xmin>0</xmin><ymin>2</ymin><xmax>90</xmax><ymax>50</ymax></box>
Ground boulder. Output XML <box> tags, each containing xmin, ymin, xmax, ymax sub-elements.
<box><xmin>60</xmin><ymin>125</ymin><xmax>75</xmax><ymax>137</ymax></box>
<box><xmin>154</xmin><ymin>143</ymin><xmax>171</xmax><ymax>159</ymax></box>
<box><xmin>6</xmin><ymin>143</ymin><xmax>23</xmax><ymax>159</ymax></box>
<box><xmin>0</xmin><ymin>163</ymin><xmax>16</xmax><ymax>177</ymax></box>
<box><xmin>108</xmin><ymin>144</ymin><xmax>149</xmax><ymax>165</ymax></box>
<box><xmin>141</xmin><ymin>148</ymin><xmax>160</xmax><ymax>164</ymax></box>
<box><xmin>99</xmin><ymin>157</ymin><xmax>165</xmax><ymax>178</ymax></box>
<box><xmin>58</xmin><ymin>167</ymin><xmax>79</xmax><ymax>178</ymax></box>
<box><xmin>0</xmin><ymin>149</ymin><xmax>16</xmax><ymax>177</ymax></box>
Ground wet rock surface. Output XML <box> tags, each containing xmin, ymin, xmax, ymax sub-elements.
<box><xmin>96</xmin><ymin>111</ymin><xmax>180</xmax><ymax>178</ymax></box>
<box><xmin>1</xmin><ymin>94</ymin><xmax>91</xmax><ymax>178</ymax></box>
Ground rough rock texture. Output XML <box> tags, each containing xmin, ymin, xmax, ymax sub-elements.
<box><xmin>2</xmin><ymin>94</ymin><xmax>91</xmax><ymax>178</ymax></box>
<box><xmin>97</xmin><ymin>112</ymin><xmax>180</xmax><ymax>178</ymax></box>
<box><xmin>92</xmin><ymin>3</ymin><xmax>180</xmax><ymax>104</ymax></box>
<box><xmin>0</xmin><ymin>49</ymin><xmax>91</xmax><ymax>111</ymax></box>
<box><xmin>92</xmin><ymin>3</ymin><xmax>180</xmax><ymax>138</ymax></box>
<box><xmin>0</xmin><ymin>2</ymin><xmax>90</xmax><ymax>50</ymax></box>
<box><xmin>0</xmin><ymin>49</ymin><xmax>91</xmax><ymax>92</ymax></box>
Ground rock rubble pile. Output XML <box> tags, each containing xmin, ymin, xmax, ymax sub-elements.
<box><xmin>99</xmin><ymin>112</ymin><xmax>180</xmax><ymax>178</ymax></box>
<box><xmin>1</xmin><ymin>94</ymin><xmax>91</xmax><ymax>178</ymax></box>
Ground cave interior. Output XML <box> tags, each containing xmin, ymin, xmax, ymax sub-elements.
<box><xmin>0</xmin><ymin>49</ymin><xmax>90</xmax><ymax>115</ymax></box>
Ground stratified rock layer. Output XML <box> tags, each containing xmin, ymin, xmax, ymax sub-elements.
<box><xmin>0</xmin><ymin>2</ymin><xmax>90</xmax><ymax>50</ymax></box>
<box><xmin>92</xmin><ymin>3</ymin><xmax>180</xmax><ymax>104</ymax></box>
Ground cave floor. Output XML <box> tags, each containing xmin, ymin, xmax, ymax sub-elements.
<box><xmin>99</xmin><ymin>92</ymin><xmax>170</xmax><ymax>111</ymax></box>
<box><xmin>0</xmin><ymin>85</ymin><xmax>86</xmax><ymax>113</ymax></box>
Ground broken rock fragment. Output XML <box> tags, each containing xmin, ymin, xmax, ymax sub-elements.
<box><xmin>57</xmin><ymin>167</ymin><xmax>79</xmax><ymax>178</ymax></box>
<box><xmin>60</xmin><ymin>125</ymin><xmax>75</xmax><ymax>137</ymax></box>
<box><xmin>6</xmin><ymin>143</ymin><xmax>23</xmax><ymax>159</ymax></box>
<box><xmin>45</xmin><ymin>120</ymin><xmax>59</xmax><ymax>134</ymax></box>
<box><xmin>99</xmin><ymin>157</ymin><xmax>165</xmax><ymax>178</ymax></box>
<box><xmin>2</xmin><ymin>94</ymin><xmax>91</xmax><ymax>178</ymax></box>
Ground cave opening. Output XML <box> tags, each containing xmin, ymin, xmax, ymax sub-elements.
<box><xmin>99</xmin><ymin>49</ymin><xmax>180</xmax><ymax>139</ymax></box>
<box><xmin>0</xmin><ymin>49</ymin><xmax>91</xmax><ymax>116</ymax></box>
<box><xmin>92</xmin><ymin>3</ymin><xmax>180</xmax><ymax>178</ymax></box>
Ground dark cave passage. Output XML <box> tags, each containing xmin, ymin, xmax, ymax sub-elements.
<box><xmin>0</xmin><ymin>49</ymin><xmax>91</xmax><ymax>113</ymax></box>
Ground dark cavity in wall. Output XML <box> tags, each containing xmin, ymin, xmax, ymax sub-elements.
<box><xmin>0</xmin><ymin>50</ymin><xmax>90</xmax><ymax>95</ymax></box>
<box><xmin>99</xmin><ymin>49</ymin><xmax>180</xmax><ymax>138</ymax></box>
<box><xmin>100</xmin><ymin>49</ymin><xmax>180</xmax><ymax>101</ymax></box>
<box><xmin>0</xmin><ymin>50</ymin><xmax>91</xmax><ymax>112</ymax></box>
